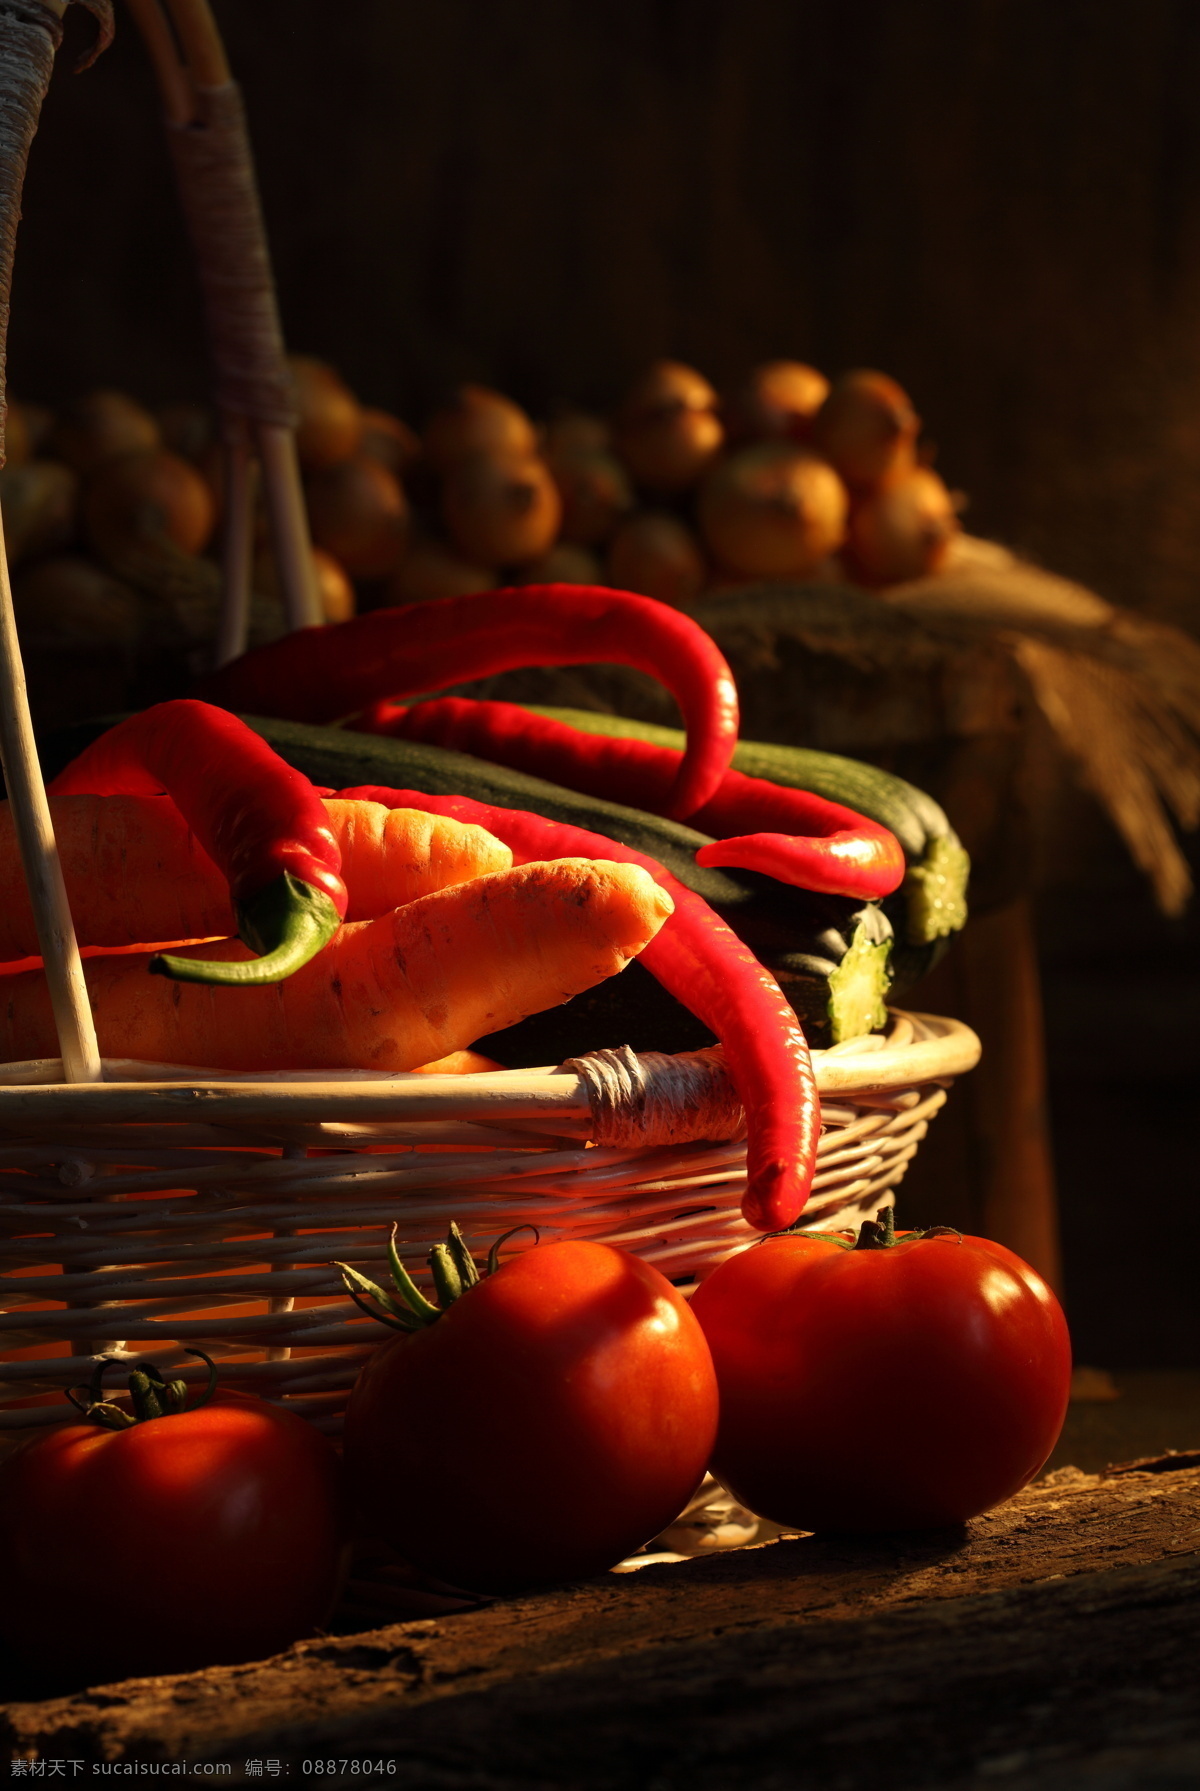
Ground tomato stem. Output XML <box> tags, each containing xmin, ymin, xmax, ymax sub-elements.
<box><xmin>485</xmin><ymin>1224</ymin><xmax>540</xmax><ymax>1277</ymax></box>
<box><xmin>853</xmin><ymin>1206</ymin><xmax>897</xmax><ymax>1250</ymax></box>
<box><xmin>335</xmin><ymin>1261</ymin><xmax>428</xmax><ymax>1333</ymax></box>
<box><xmin>336</xmin><ymin>1222</ymin><xmax>538</xmax><ymax>1335</ymax></box>
<box><xmin>389</xmin><ymin>1225</ymin><xmax>442</xmax><ymax>1322</ymax></box>
<box><xmin>66</xmin><ymin>1350</ymin><xmax>219</xmax><ymax>1429</ymax></box>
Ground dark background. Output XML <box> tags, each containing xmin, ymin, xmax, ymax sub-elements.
<box><xmin>9</xmin><ymin>0</ymin><xmax>1200</xmax><ymax>1363</ymax></box>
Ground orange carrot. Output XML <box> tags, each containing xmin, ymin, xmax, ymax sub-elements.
<box><xmin>0</xmin><ymin>796</ymin><xmax>512</xmax><ymax>961</ymax></box>
<box><xmin>0</xmin><ymin>859</ymin><xmax>673</xmax><ymax>1071</ymax></box>
<box><xmin>327</xmin><ymin>799</ymin><xmax>510</xmax><ymax>921</ymax></box>
<box><xmin>411</xmin><ymin>1049</ymin><xmax>506</xmax><ymax>1074</ymax></box>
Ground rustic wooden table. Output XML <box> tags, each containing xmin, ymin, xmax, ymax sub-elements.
<box><xmin>4</xmin><ymin>1456</ymin><xmax>1198</xmax><ymax>1789</ymax></box>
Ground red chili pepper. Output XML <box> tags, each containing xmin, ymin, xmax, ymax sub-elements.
<box><xmin>48</xmin><ymin>702</ymin><xmax>347</xmax><ymax>986</ymax></box>
<box><xmin>195</xmin><ymin>586</ymin><xmax>740</xmax><ymax>821</ymax></box>
<box><xmin>335</xmin><ymin>782</ymin><xmax>820</xmax><ymax>1233</ymax></box>
<box><xmin>355</xmin><ymin>696</ymin><xmax>905</xmax><ymax>901</ymax></box>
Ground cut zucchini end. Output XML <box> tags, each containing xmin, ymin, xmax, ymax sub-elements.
<box><xmin>825</xmin><ymin>932</ymin><xmax>893</xmax><ymax>1043</ymax></box>
<box><xmin>904</xmin><ymin>835</ymin><xmax>970</xmax><ymax>945</ymax></box>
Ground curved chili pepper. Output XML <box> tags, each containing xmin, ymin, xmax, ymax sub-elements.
<box><xmin>48</xmin><ymin>702</ymin><xmax>347</xmax><ymax>986</ymax></box>
<box><xmin>355</xmin><ymin>696</ymin><xmax>905</xmax><ymax>901</ymax></box>
<box><xmin>335</xmin><ymin>782</ymin><xmax>820</xmax><ymax>1234</ymax></box>
<box><xmin>195</xmin><ymin>586</ymin><xmax>740</xmax><ymax>821</ymax></box>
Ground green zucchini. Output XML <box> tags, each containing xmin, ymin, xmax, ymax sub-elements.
<box><xmin>522</xmin><ymin>704</ymin><xmax>969</xmax><ymax>986</ymax></box>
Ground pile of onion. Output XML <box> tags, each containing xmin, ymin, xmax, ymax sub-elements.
<box><xmin>8</xmin><ymin>347</ymin><xmax>962</xmax><ymax>717</ymax></box>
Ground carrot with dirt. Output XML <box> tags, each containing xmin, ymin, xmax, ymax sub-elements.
<box><xmin>0</xmin><ymin>795</ymin><xmax>511</xmax><ymax>964</ymax></box>
<box><xmin>0</xmin><ymin>859</ymin><xmax>672</xmax><ymax>1071</ymax></box>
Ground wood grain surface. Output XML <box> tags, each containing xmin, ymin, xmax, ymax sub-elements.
<box><xmin>5</xmin><ymin>1458</ymin><xmax>1199</xmax><ymax>1786</ymax></box>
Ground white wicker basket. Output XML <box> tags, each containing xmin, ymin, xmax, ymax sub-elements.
<box><xmin>0</xmin><ymin>1008</ymin><xmax>979</xmax><ymax>1454</ymax></box>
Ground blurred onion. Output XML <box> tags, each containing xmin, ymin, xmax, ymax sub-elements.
<box><xmin>722</xmin><ymin>361</ymin><xmax>830</xmax><ymax>444</ymax></box>
<box><xmin>697</xmin><ymin>442</ymin><xmax>849</xmax><ymax>578</ymax></box>
<box><xmin>810</xmin><ymin>370</ymin><xmax>919</xmax><ymax>488</ymax></box>
<box><xmin>545</xmin><ymin>444</ymin><xmax>634</xmax><ymax>546</ymax></box>
<box><xmin>289</xmin><ymin>355</ymin><xmax>364</xmax><ymax>470</ymax></box>
<box><xmin>360</xmin><ymin>408</ymin><xmax>422</xmax><ymax>478</ymax></box>
<box><xmin>606</xmin><ymin>511</ymin><xmax>707</xmax><ymax>607</ymax></box>
<box><xmin>53</xmin><ymin>390</ymin><xmax>161</xmax><ymax>477</ymax></box>
<box><xmin>613</xmin><ymin>360</ymin><xmax>724</xmax><ymax>493</ymax></box>
<box><xmin>843</xmin><ymin>466</ymin><xmax>959</xmax><ymax>585</ymax></box>
<box><xmin>83</xmin><ymin>449</ymin><xmax>217</xmax><ymax>565</ymax></box>
<box><xmin>424</xmin><ymin>385</ymin><xmax>538</xmax><ymax>472</ymax></box>
<box><xmin>442</xmin><ymin>450</ymin><xmax>561</xmax><ymax>566</ymax></box>
<box><xmin>305</xmin><ymin>452</ymin><xmax>409</xmax><ymax>579</ymax></box>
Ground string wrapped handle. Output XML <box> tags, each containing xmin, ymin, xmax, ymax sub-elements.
<box><xmin>564</xmin><ymin>1044</ymin><xmax>748</xmax><ymax>1149</ymax></box>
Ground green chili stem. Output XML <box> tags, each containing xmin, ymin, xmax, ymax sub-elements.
<box><xmin>149</xmin><ymin>874</ymin><xmax>341</xmax><ymax>986</ymax></box>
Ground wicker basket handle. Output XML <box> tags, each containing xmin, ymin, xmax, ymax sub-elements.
<box><xmin>0</xmin><ymin>0</ymin><xmax>106</xmax><ymax>1083</ymax></box>
<box><xmin>127</xmin><ymin>0</ymin><xmax>323</xmax><ymax>651</ymax></box>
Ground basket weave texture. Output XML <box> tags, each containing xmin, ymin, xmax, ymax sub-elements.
<box><xmin>0</xmin><ymin>1008</ymin><xmax>978</xmax><ymax>1451</ymax></box>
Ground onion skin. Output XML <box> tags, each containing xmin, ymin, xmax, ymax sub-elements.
<box><xmin>53</xmin><ymin>391</ymin><xmax>161</xmax><ymax>478</ymax></box>
<box><xmin>360</xmin><ymin>408</ymin><xmax>422</xmax><ymax>477</ymax></box>
<box><xmin>442</xmin><ymin>451</ymin><xmax>561</xmax><ymax>566</ymax></box>
<box><xmin>843</xmin><ymin>466</ymin><xmax>960</xmax><ymax>585</ymax></box>
<box><xmin>424</xmin><ymin>385</ymin><xmax>539</xmax><ymax>472</ymax></box>
<box><xmin>810</xmin><ymin>370</ymin><xmax>920</xmax><ymax>489</ymax></box>
<box><xmin>289</xmin><ymin>356</ymin><xmax>364</xmax><ymax>470</ymax></box>
<box><xmin>722</xmin><ymin>361</ymin><xmax>830</xmax><ymax>445</ymax></box>
<box><xmin>618</xmin><ymin>360</ymin><xmax>719</xmax><ymax>422</ymax></box>
<box><xmin>305</xmin><ymin>453</ymin><xmax>410</xmax><ymax>579</ymax></box>
<box><xmin>82</xmin><ymin>449</ymin><xmax>216</xmax><ymax>565</ymax></box>
<box><xmin>613</xmin><ymin>360</ymin><xmax>725</xmax><ymax>494</ymax></box>
<box><xmin>546</xmin><ymin>444</ymin><xmax>634</xmax><ymax>546</ymax></box>
<box><xmin>606</xmin><ymin>511</ymin><xmax>707</xmax><ymax>607</ymax></box>
<box><xmin>697</xmin><ymin>443</ymin><xmax>849</xmax><ymax>578</ymax></box>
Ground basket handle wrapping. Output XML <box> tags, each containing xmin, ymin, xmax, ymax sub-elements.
<box><xmin>128</xmin><ymin>0</ymin><xmax>322</xmax><ymax>651</ymax></box>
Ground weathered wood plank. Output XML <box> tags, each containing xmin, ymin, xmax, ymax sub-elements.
<box><xmin>4</xmin><ymin>1461</ymin><xmax>1199</xmax><ymax>1784</ymax></box>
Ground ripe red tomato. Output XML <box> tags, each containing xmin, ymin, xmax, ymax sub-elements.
<box><xmin>0</xmin><ymin>1390</ymin><xmax>347</xmax><ymax>1682</ymax></box>
<box><xmin>690</xmin><ymin>1224</ymin><xmax>1071</xmax><ymax>1531</ymax></box>
<box><xmin>342</xmin><ymin>1239</ymin><xmax>718</xmax><ymax>1591</ymax></box>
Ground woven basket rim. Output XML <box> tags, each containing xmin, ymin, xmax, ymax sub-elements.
<box><xmin>0</xmin><ymin>1009</ymin><xmax>980</xmax><ymax>1123</ymax></box>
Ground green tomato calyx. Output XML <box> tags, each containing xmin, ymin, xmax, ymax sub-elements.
<box><xmin>761</xmin><ymin>1206</ymin><xmax>964</xmax><ymax>1252</ymax></box>
<box><xmin>66</xmin><ymin>1349</ymin><xmax>219</xmax><ymax>1431</ymax></box>
<box><xmin>335</xmin><ymin>1222</ymin><xmax>540</xmax><ymax>1334</ymax></box>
